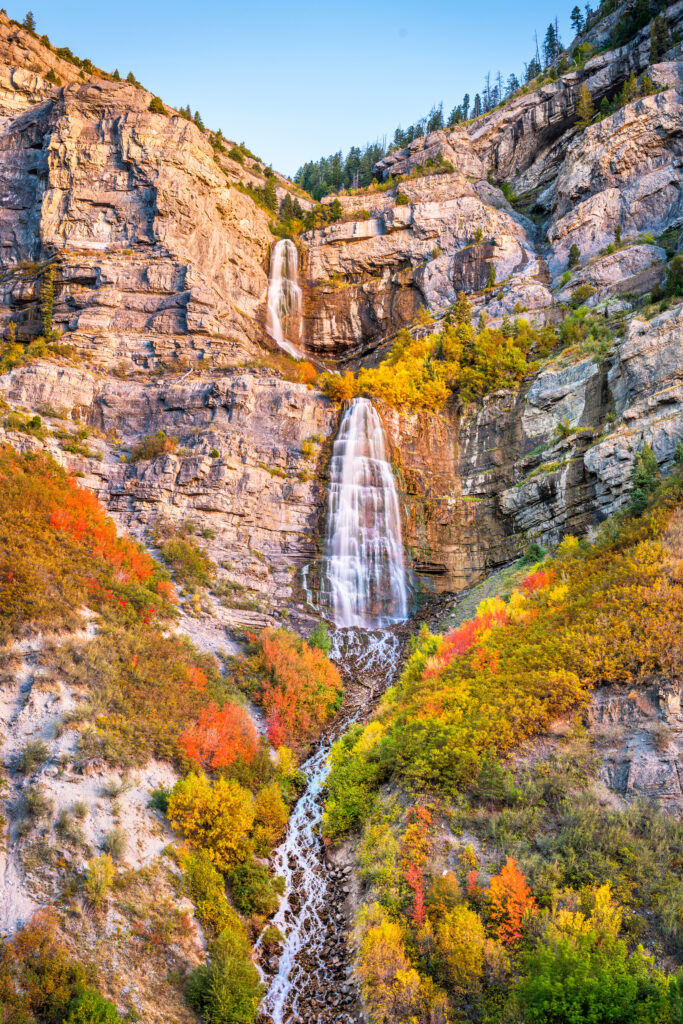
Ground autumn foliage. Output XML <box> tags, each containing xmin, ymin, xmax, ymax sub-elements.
<box><xmin>238</xmin><ymin>627</ymin><xmax>342</xmax><ymax>750</ymax></box>
<box><xmin>180</xmin><ymin>701</ymin><xmax>259</xmax><ymax>771</ymax></box>
<box><xmin>325</xmin><ymin>477</ymin><xmax>683</xmax><ymax>836</ymax></box>
<box><xmin>487</xmin><ymin>857</ymin><xmax>537</xmax><ymax>945</ymax></box>
<box><xmin>0</xmin><ymin>447</ymin><xmax>172</xmax><ymax>639</ymax></box>
<box><xmin>320</xmin><ymin>295</ymin><xmax>557</xmax><ymax>410</ymax></box>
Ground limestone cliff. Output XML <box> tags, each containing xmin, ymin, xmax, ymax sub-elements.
<box><xmin>0</xmin><ymin>7</ymin><xmax>680</xmax><ymax>613</ymax></box>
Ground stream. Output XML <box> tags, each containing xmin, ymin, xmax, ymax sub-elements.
<box><xmin>257</xmin><ymin>629</ymin><xmax>404</xmax><ymax>1024</ymax></box>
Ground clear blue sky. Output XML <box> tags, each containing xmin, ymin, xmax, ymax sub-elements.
<box><xmin>22</xmin><ymin>1</ymin><xmax>575</xmax><ymax>177</ymax></box>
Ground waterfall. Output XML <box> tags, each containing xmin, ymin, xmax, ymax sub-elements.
<box><xmin>323</xmin><ymin>397</ymin><xmax>408</xmax><ymax>628</ymax></box>
<box><xmin>266</xmin><ymin>238</ymin><xmax>303</xmax><ymax>359</ymax></box>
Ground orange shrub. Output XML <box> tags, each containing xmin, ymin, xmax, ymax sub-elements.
<box><xmin>487</xmin><ymin>857</ymin><xmax>537</xmax><ymax>945</ymax></box>
<box><xmin>240</xmin><ymin>628</ymin><xmax>342</xmax><ymax>751</ymax></box>
<box><xmin>180</xmin><ymin>701</ymin><xmax>259</xmax><ymax>771</ymax></box>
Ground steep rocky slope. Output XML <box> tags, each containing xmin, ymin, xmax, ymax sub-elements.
<box><xmin>0</xmin><ymin>5</ymin><xmax>681</xmax><ymax>1023</ymax></box>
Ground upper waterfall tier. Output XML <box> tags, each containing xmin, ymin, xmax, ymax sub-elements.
<box><xmin>266</xmin><ymin>238</ymin><xmax>303</xmax><ymax>359</ymax></box>
<box><xmin>323</xmin><ymin>397</ymin><xmax>408</xmax><ymax>628</ymax></box>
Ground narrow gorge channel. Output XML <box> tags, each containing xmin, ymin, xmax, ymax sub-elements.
<box><xmin>257</xmin><ymin>398</ymin><xmax>409</xmax><ymax>1023</ymax></box>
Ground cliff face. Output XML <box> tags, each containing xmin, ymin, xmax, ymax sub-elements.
<box><xmin>0</xmin><ymin>10</ymin><xmax>680</xmax><ymax>615</ymax></box>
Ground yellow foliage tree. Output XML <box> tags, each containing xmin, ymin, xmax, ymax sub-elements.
<box><xmin>435</xmin><ymin>904</ymin><xmax>486</xmax><ymax>1000</ymax></box>
<box><xmin>167</xmin><ymin>772</ymin><xmax>254</xmax><ymax>870</ymax></box>
<box><xmin>253</xmin><ymin>781</ymin><xmax>288</xmax><ymax>852</ymax></box>
<box><xmin>355</xmin><ymin>904</ymin><xmax>426</xmax><ymax>1024</ymax></box>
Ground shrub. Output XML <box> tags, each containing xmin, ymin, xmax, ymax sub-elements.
<box><xmin>160</xmin><ymin>535</ymin><xmax>215</xmax><ymax>587</ymax></box>
<box><xmin>101</xmin><ymin>827</ymin><xmax>126</xmax><ymax>861</ymax></box>
<box><xmin>487</xmin><ymin>857</ymin><xmax>537</xmax><ymax>945</ymax></box>
<box><xmin>395</xmin><ymin>192</ymin><xmax>410</xmax><ymax>205</ymax></box>
<box><xmin>630</xmin><ymin>443</ymin><xmax>659</xmax><ymax>515</ymax></box>
<box><xmin>129</xmin><ymin>430</ymin><xmax>177</xmax><ymax>462</ymax></box>
<box><xmin>664</xmin><ymin>255</ymin><xmax>683</xmax><ymax>298</ymax></box>
<box><xmin>187</xmin><ymin>926</ymin><xmax>263</xmax><ymax>1024</ymax></box>
<box><xmin>182</xmin><ymin>849</ymin><xmax>243</xmax><ymax>939</ymax></box>
<box><xmin>85</xmin><ymin>854</ymin><xmax>114</xmax><ymax>907</ymax></box>
<box><xmin>237</xmin><ymin>628</ymin><xmax>342</xmax><ymax>750</ymax></box>
<box><xmin>65</xmin><ymin>989</ymin><xmax>123</xmax><ymax>1024</ymax></box>
<box><xmin>148</xmin><ymin>96</ymin><xmax>166</xmax><ymax>115</ymax></box>
<box><xmin>180</xmin><ymin>701</ymin><xmax>259</xmax><ymax>771</ymax></box>
<box><xmin>309</xmin><ymin>620</ymin><xmax>331</xmax><ymax>655</ymax></box>
<box><xmin>567</xmin><ymin>243</ymin><xmax>580</xmax><ymax>268</ymax></box>
<box><xmin>435</xmin><ymin>904</ymin><xmax>486</xmax><ymax>1000</ymax></box>
<box><xmin>16</xmin><ymin>739</ymin><xmax>49</xmax><ymax>774</ymax></box>
<box><xmin>517</xmin><ymin>928</ymin><xmax>672</xmax><ymax>1023</ymax></box>
<box><xmin>22</xmin><ymin>784</ymin><xmax>53</xmax><ymax>821</ymax></box>
<box><xmin>570</xmin><ymin>283</ymin><xmax>596</xmax><ymax>308</ymax></box>
<box><xmin>227</xmin><ymin>859</ymin><xmax>283</xmax><ymax>917</ymax></box>
<box><xmin>252</xmin><ymin>781</ymin><xmax>288</xmax><ymax>853</ymax></box>
<box><xmin>167</xmin><ymin>772</ymin><xmax>254</xmax><ymax>870</ymax></box>
<box><xmin>0</xmin><ymin>910</ymin><xmax>94</xmax><ymax>1020</ymax></box>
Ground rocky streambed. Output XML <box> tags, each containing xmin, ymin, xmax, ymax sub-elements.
<box><xmin>256</xmin><ymin>629</ymin><xmax>405</xmax><ymax>1024</ymax></box>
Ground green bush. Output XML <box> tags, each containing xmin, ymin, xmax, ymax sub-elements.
<box><xmin>567</xmin><ymin>243</ymin><xmax>581</xmax><ymax>268</ymax></box>
<box><xmin>309</xmin><ymin>620</ymin><xmax>331</xmax><ymax>655</ymax></box>
<box><xmin>630</xmin><ymin>443</ymin><xmax>659</xmax><ymax>515</ymax></box>
<box><xmin>129</xmin><ymin>430</ymin><xmax>177</xmax><ymax>463</ymax></box>
<box><xmin>570</xmin><ymin>283</ymin><xmax>596</xmax><ymax>309</ymax></box>
<box><xmin>65</xmin><ymin>989</ymin><xmax>123</xmax><ymax>1024</ymax></box>
<box><xmin>227</xmin><ymin>859</ymin><xmax>284</xmax><ymax>917</ymax></box>
<box><xmin>395</xmin><ymin>192</ymin><xmax>410</xmax><ymax>205</ymax></box>
<box><xmin>664</xmin><ymin>255</ymin><xmax>683</xmax><ymax>298</ymax></box>
<box><xmin>101</xmin><ymin>827</ymin><xmax>126</xmax><ymax>861</ymax></box>
<box><xmin>187</xmin><ymin>926</ymin><xmax>263</xmax><ymax>1024</ymax></box>
<box><xmin>148</xmin><ymin>96</ymin><xmax>166</xmax><ymax>115</ymax></box>
<box><xmin>183</xmin><ymin>850</ymin><xmax>243</xmax><ymax>940</ymax></box>
<box><xmin>517</xmin><ymin>932</ymin><xmax>675</xmax><ymax>1023</ymax></box>
<box><xmin>16</xmin><ymin>739</ymin><xmax>50</xmax><ymax>774</ymax></box>
<box><xmin>160</xmin><ymin>536</ymin><xmax>215</xmax><ymax>587</ymax></box>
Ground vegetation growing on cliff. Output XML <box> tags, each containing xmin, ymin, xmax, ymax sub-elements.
<box><xmin>324</xmin><ymin>470</ymin><xmax>683</xmax><ymax>1022</ymax></box>
<box><xmin>233</xmin><ymin>627</ymin><xmax>343</xmax><ymax>751</ymax></box>
<box><xmin>320</xmin><ymin>295</ymin><xmax>556</xmax><ymax>410</ymax></box>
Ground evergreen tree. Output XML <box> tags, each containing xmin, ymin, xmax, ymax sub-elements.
<box><xmin>568</xmin><ymin>243</ymin><xmax>581</xmax><ymax>267</ymax></box>
<box><xmin>447</xmin><ymin>104</ymin><xmax>462</xmax><ymax>126</ymax></box>
<box><xmin>619</xmin><ymin>72</ymin><xmax>638</xmax><ymax>105</ymax></box>
<box><xmin>630</xmin><ymin>443</ymin><xmax>659</xmax><ymax>514</ymax></box>
<box><xmin>193</xmin><ymin>110</ymin><xmax>205</xmax><ymax>131</ymax></box>
<box><xmin>543</xmin><ymin>22</ymin><xmax>558</xmax><ymax>66</ymax></box>
<box><xmin>112</xmin><ymin>69</ymin><xmax>120</xmax><ymax>81</ymax></box>
<box><xmin>462</xmin><ymin>93</ymin><xmax>470</xmax><ymax>119</ymax></box>
<box><xmin>148</xmin><ymin>96</ymin><xmax>166</xmax><ymax>115</ymax></box>
<box><xmin>674</xmin><ymin>439</ymin><xmax>683</xmax><ymax>467</ymax></box>
<box><xmin>126</xmin><ymin>72</ymin><xmax>136</xmax><ymax>84</ymax></box>
<box><xmin>427</xmin><ymin>103</ymin><xmax>444</xmax><ymax>132</ymax></box>
<box><xmin>263</xmin><ymin>176</ymin><xmax>277</xmax><ymax>213</ymax></box>
<box><xmin>22</xmin><ymin>10</ymin><xmax>35</xmax><ymax>31</ymax></box>
<box><xmin>650</xmin><ymin>14</ymin><xmax>670</xmax><ymax>62</ymax></box>
<box><xmin>571</xmin><ymin>4</ymin><xmax>585</xmax><ymax>33</ymax></box>
<box><xmin>453</xmin><ymin>291</ymin><xmax>472</xmax><ymax>324</ymax></box>
<box><xmin>40</xmin><ymin>266</ymin><xmax>54</xmax><ymax>339</ymax></box>
<box><xmin>506</xmin><ymin>74</ymin><xmax>520</xmax><ymax>98</ymax></box>
<box><xmin>472</xmin><ymin>93</ymin><xmax>482</xmax><ymax>117</ymax></box>
<box><xmin>486</xmin><ymin>262</ymin><xmax>496</xmax><ymax>289</ymax></box>
<box><xmin>576</xmin><ymin>83</ymin><xmax>595</xmax><ymax>128</ymax></box>
<box><xmin>279</xmin><ymin>193</ymin><xmax>295</xmax><ymax>220</ymax></box>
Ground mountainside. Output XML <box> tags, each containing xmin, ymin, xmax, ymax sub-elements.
<box><xmin>0</xmin><ymin>3</ymin><xmax>681</xmax><ymax>1023</ymax></box>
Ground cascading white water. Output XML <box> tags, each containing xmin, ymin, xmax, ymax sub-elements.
<box><xmin>323</xmin><ymin>397</ymin><xmax>408</xmax><ymax>628</ymax></box>
<box><xmin>257</xmin><ymin>630</ymin><xmax>404</xmax><ymax>1024</ymax></box>
<box><xmin>266</xmin><ymin>239</ymin><xmax>303</xmax><ymax>359</ymax></box>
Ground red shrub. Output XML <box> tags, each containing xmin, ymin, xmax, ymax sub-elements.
<box><xmin>179</xmin><ymin>701</ymin><xmax>259</xmax><ymax>770</ymax></box>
